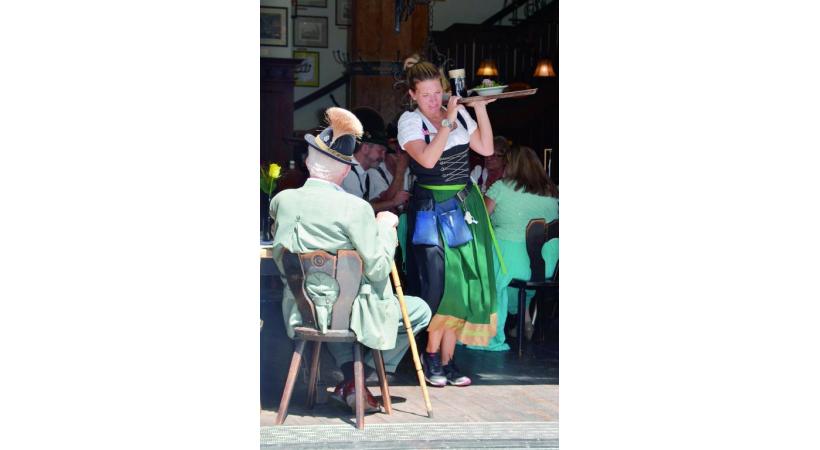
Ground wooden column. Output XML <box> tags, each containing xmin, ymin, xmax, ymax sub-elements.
<box><xmin>349</xmin><ymin>0</ymin><xmax>429</xmax><ymax>123</ymax></box>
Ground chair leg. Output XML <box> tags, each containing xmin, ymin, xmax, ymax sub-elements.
<box><xmin>275</xmin><ymin>339</ymin><xmax>306</xmax><ymax>425</ymax></box>
<box><xmin>518</xmin><ymin>288</ymin><xmax>527</xmax><ymax>357</ymax></box>
<box><xmin>353</xmin><ymin>343</ymin><xmax>365</xmax><ymax>429</ymax></box>
<box><xmin>550</xmin><ymin>290</ymin><xmax>559</xmax><ymax>336</ymax></box>
<box><xmin>372</xmin><ymin>350</ymin><xmax>392</xmax><ymax>414</ymax></box>
<box><xmin>531</xmin><ymin>289</ymin><xmax>547</xmax><ymax>342</ymax></box>
<box><xmin>305</xmin><ymin>341</ymin><xmax>322</xmax><ymax>409</ymax></box>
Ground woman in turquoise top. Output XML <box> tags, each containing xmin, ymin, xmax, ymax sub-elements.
<box><xmin>468</xmin><ymin>146</ymin><xmax>559</xmax><ymax>351</ymax></box>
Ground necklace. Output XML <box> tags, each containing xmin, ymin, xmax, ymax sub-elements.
<box><xmin>421</xmin><ymin>107</ymin><xmax>448</xmax><ymax>127</ymax></box>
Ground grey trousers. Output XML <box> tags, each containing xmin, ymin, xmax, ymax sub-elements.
<box><xmin>327</xmin><ymin>295</ymin><xmax>431</xmax><ymax>372</ymax></box>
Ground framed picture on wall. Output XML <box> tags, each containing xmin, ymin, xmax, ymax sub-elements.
<box><xmin>260</xmin><ymin>6</ymin><xmax>287</xmax><ymax>47</ymax></box>
<box><xmin>293</xmin><ymin>51</ymin><xmax>320</xmax><ymax>87</ymax></box>
<box><xmin>293</xmin><ymin>16</ymin><xmax>328</xmax><ymax>48</ymax></box>
<box><xmin>297</xmin><ymin>0</ymin><xmax>327</xmax><ymax>7</ymax></box>
<box><xmin>336</xmin><ymin>0</ymin><xmax>351</xmax><ymax>26</ymax></box>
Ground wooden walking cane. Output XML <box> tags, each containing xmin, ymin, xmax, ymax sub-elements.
<box><xmin>390</xmin><ymin>262</ymin><xmax>434</xmax><ymax>418</ymax></box>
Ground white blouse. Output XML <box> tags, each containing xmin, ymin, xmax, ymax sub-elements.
<box><xmin>397</xmin><ymin>107</ymin><xmax>477</xmax><ymax>151</ymax></box>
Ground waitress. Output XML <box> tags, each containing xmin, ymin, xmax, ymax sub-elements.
<box><xmin>397</xmin><ymin>60</ymin><xmax>503</xmax><ymax>388</ymax></box>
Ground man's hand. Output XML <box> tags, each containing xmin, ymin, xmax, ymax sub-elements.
<box><xmin>376</xmin><ymin>211</ymin><xmax>399</xmax><ymax>228</ymax></box>
<box><xmin>391</xmin><ymin>190</ymin><xmax>410</xmax><ymax>208</ymax></box>
<box><xmin>384</xmin><ymin>151</ymin><xmax>409</xmax><ymax>175</ymax></box>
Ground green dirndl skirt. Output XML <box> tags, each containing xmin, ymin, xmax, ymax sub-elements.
<box><xmin>397</xmin><ymin>211</ymin><xmax>408</xmax><ymax>270</ymax></box>
<box><xmin>422</xmin><ymin>183</ymin><xmax>505</xmax><ymax>346</ymax></box>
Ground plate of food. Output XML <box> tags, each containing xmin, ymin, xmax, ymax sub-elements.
<box><xmin>469</xmin><ymin>79</ymin><xmax>508</xmax><ymax>96</ymax></box>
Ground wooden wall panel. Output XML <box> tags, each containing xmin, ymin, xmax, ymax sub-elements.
<box><xmin>261</xmin><ymin>58</ymin><xmax>301</xmax><ymax>164</ymax></box>
<box><xmin>430</xmin><ymin>1</ymin><xmax>559</xmax><ymax>182</ymax></box>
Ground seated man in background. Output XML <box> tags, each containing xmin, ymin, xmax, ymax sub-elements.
<box><xmin>269</xmin><ymin>107</ymin><xmax>431</xmax><ymax>412</ymax></box>
<box><xmin>341</xmin><ymin>107</ymin><xmax>410</xmax><ymax>213</ymax></box>
<box><xmin>367</xmin><ymin>147</ymin><xmax>411</xmax><ymax>214</ymax></box>
<box><xmin>470</xmin><ymin>135</ymin><xmax>509</xmax><ymax>193</ymax></box>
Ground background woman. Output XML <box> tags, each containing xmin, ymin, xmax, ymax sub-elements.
<box><xmin>397</xmin><ymin>60</ymin><xmax>500</xmax><ymax>386</ymax></box>
<box><xmin>470</xmin><ymin>135</ymin><xmax>509</xmax><ymax>193</ymax></box>
<box><xmin>468</xmin><ymin>145</ymin><xmax>559</xmax><ymax>351</ymax></box>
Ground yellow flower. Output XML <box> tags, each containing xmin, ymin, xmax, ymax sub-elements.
<box><xmin>268</xmin><ymin>163</ymin><xmax>281</xmax><ymax>179</ymax></box>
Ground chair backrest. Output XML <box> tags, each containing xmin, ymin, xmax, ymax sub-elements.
<box><xmin>525</xmin><ymin>218</ymin><xmax>559</xmax><ymax>282</ymax></box>
<box><xmin>281</xmin><ymin>249</ymin><xmax>363</xmax><ymax>331</ymax></box>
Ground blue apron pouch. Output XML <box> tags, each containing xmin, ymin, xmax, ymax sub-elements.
<box><xmin>412</xmin><ymin>210</ymin><xmax>439</xmax><ymax>246</ymax></box>
<box><xmin>436</xmin><ymin>197</ymin><xmax>473</xmax><ymax>248</ymax></box>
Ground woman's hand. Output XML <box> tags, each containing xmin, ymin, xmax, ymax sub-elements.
<box><xmin>466</xmin><ymin>98</ymin><xmax>497</xmax><ymax>110</ymax></box>
<box><xmin>446</xmin><ymin>94</ymin><xmax>460</xmax><ymax>122</ymax></box>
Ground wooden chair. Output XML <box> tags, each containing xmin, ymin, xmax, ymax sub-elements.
<box><xmin>274</xmin><ymin>249</ymin><xmax>392</xmax><ymax>429</ymax></box>
<box><xmin>509</xmin><ymin>219</ymin><xmax>559</xmax><ymax>357</ymax></box>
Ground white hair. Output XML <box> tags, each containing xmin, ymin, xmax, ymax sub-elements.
<box><xmin>305</xmin><ymin>148</ymin><xmax>349</xmax><ymax>181</ymax></box>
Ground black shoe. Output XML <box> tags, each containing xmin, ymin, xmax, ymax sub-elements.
<box><xmin>423</xmin><ymin>352</ymin><xmax>447</xmax><ymax>387</ymax></box>
<box><xmin>443</xmin><ymin>361</ymin><xmax>472</xmax><ymax>387</ymax></box>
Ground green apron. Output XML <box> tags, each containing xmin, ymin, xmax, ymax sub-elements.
<box><xmin>419</xmin><ymin>183</ymin><xmax>505</xmax><ymax>346</ymax></box>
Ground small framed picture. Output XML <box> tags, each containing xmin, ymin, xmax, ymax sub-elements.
<box><xmin>260</xmin><ymin>6</ymin><xmax>287</xmax><ymax>47</ymax></box>
<box><xmin>293</xmin><ymin>51</ymin><xmax>320</xmax><ymax>87</ymax></box>
<box><xmin>293</xmin><ymin>16</ymin><xmax>328</xmax><ymax>48</ymax></box>
<box><xmin>297</xmin><ymin>0</ymin><xmax>327</xmax><ymax>7</ymax></box>
<box><xmin>336</xmin><ymin>0</ymin><xmax>351</xmax><ymax>27</ymax></box>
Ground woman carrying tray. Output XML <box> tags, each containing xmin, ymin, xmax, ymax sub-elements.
<box><xmin>397</xmin><ymin>60</ymin><xmax>504</xmax><ymax>387</ymax></box>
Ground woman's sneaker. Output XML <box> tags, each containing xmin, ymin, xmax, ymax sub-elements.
<box><xmin>423</xmin><ymin>352</ymin><xmax>448</xmax><ymax>387</ymax></box>
<box><xmin>443</xmin><ymin>361</ymin><xmax>472</xmax><ymax>386</ymax></box>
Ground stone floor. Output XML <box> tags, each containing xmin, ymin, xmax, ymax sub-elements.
<box><xmin>261</xmin><ymin>421</ymin><xmax>559</xmax><ymax>449</ymax></box>
<box><xmin>262</xmin><ymin>340</ymin><xmax>558</xmax><ymax>426</ymax></box>
<box><xmin>260</xmin><ymin>259</ymin><xmax>559</xmax><ymax>447</ymax></box>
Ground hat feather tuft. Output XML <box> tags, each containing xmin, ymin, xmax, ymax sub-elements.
<box><xmin>325</xmin><ymin>107</ymin><xmax>363</xmax><ymax>143</ymax></box>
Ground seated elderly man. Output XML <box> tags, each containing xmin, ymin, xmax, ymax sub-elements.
<box><xmin>269</xmin><ymin>107</ymin><xmax>431</xmax><ymax>413</ymax></box>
